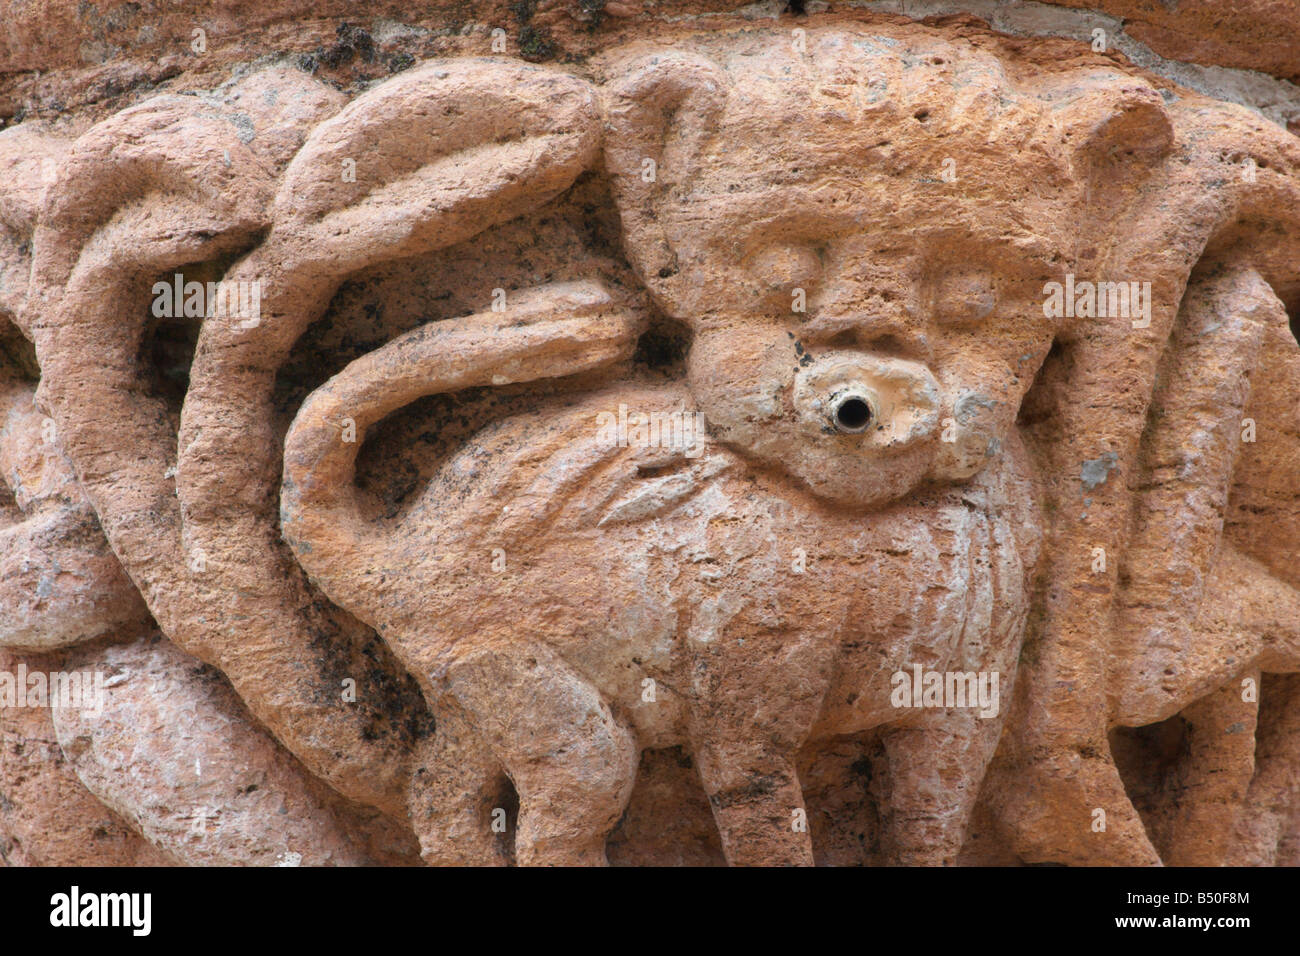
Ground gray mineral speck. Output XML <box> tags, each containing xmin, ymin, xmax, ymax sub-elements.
<box><xmin>1080</xmin><ymin>451</ymin><xmax>1119</xmax><ymax>490</ymax></box>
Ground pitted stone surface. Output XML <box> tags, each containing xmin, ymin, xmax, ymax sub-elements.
<box><xmin>2</xmin><ymin>3</ymin><xmax>1300</xmax><ymax>867</ymax></box>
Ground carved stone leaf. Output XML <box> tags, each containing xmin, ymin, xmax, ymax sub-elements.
<box><xmin>272</xmin><ymin>59</ymin><xmax>602</xmax><ymax>273</ymax></box>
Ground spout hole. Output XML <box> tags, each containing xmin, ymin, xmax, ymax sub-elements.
<box><xmin>834</xmin><ymin>396</ymin><xmax>873</xmax><ymax>432</ymax></box>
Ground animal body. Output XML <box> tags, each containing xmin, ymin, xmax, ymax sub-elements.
<box><xmin>276</xmin><ymin>26</ymin><xmax>1124</xmax><ymax>865</ymax></box>
<box><xmin>270</xmin><ymin>25</ymin><xmax>1300</xmax><ymax>865</ymax></box>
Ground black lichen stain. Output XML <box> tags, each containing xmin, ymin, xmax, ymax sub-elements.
<box><xmin>509</xmin><ymin>0</ymin><xmax>558</xmax><ymax>63</ymax></box>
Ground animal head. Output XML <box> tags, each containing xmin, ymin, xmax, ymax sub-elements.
<box><xmin>599</xmin><ymin>27</ymin><xmax>1172</xmax><ymax>508</ymax></box>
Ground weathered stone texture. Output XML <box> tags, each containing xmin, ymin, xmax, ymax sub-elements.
<box><xmin>2</xmin><ymin>2</ymin><xmax>1300</xmax><ymax>866</ymax></box>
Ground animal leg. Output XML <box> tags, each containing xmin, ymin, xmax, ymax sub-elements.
<box><xmin>440</xmin><ymin>643</ymin><xmax>638</xmax><ymax>866</ymax></box>
<box><xmin>407</xmin><ymin>702</ymin><xmax>509</xmax><ymax>866</ymax></box>
<box><xmin>685</xmin><ymin>624</ymin><xmax>832</xmax><ymax>867</ymax></box>
<box><xmin>1156</xmin><ymin>674</ymin><xmax>1258</xmax><ymax>866</ymax></box>
<box><xmin>691</xmin><ymin>739</ymin><xmax>814</xmax><ymax>866</ymax></box>
<box><xmin>880</xmin><ymin>704</ymin><xmax>1005</xmax><ymax>866</ymax></box>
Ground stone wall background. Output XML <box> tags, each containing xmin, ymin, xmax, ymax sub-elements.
<box><xmin>4</xmin><ymin>1</ymin><xmax>1299</xmax><ymax>129</ymax></box>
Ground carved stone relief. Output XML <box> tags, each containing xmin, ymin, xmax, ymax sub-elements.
<box><xmin>3</xmin><ymin>5</ymin><xmax>1300</xmax><ymax>867</ymax></box>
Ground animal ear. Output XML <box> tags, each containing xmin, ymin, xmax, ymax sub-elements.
<box><xmin>1051</xmin><ymin>74</ymin><xmax>1174</xmax><ymax>169</ymax></box>
<box><xmin>602</xmin><ymin>52</ymin><xmax>728</xmax><ymax>309</ymax></box>
<box><xmin>272</xmin><ymin>59</ymin><xmax>601</xmax><ymax>274</ymax></box>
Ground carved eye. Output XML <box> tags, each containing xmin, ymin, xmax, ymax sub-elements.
<box><xmin>934</xmin><ymin>268</ymin><xmax>996</xmax><ymax>325</ymax></box>
<box><xmin>748</xmin><ymin>243</ymin><xmax>823</xmax><ymax>313</ymax></box>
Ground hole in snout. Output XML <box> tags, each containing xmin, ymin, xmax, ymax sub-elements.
<box><xmin>833</xmin><ymin>395</ymin><xmax>873</xmax><ymax>432</ymax></box>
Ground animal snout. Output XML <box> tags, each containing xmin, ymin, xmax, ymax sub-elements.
<box><xmin>829</xmin><ymin>389</ymin><xmax>875</xmax><ymax>434</ymax></box>
<box><xmin>794</xmin><ymin>351</ymin><xmax>941</xmax><ymax>451</ymax></box>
